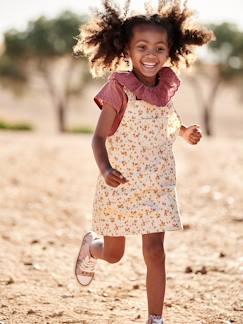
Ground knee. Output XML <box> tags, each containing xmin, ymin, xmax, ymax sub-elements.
<box><xmin>104</xmin><ymin>252</ymin><xmax>124</xmax><ymax>264</ymax></box>
<box><xmin>143</xmin><ymin>244</ymin><xmax>166</xmax><ymax>265</ymax></box>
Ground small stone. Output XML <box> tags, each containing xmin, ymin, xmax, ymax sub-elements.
<box><xmin>185</xmin><ymin>266</ymin><xmax>193</xmax><ymax>273</ymax></box>
<box><xmin>30</xmin><ymin>239</ymin><xmax>39</xmax><ymax>244</ymax></box>
<box><xmin>232</xmin><ymin>217</ymin><xmax>243</xmax><ymax>223</ymax></box>
<box><xmin>133</xmin><ymin>284</ymin><xmax>139</xmax><ymax>289</ymax></box>
<box><xmin>61</xmin><ymin>294</ymin><xmax>73</xmax><ymax>298</ymax></box>
<box><xmin>23</xmin><ymin>261</ymin><xmax>33</xmax><ymax>266</ymax></box>
<box><xmin>49</xmin><ymin>311</ymin><xmax>64</xmax><ymax>317</ymax></box>
<box><xmin>232</xmin><ymin>302</ymin><xmax>243</xmax><ymax>311</ymax></box>
<box><xmin>87</xmin><ymin>288</ymin><xmax>95</xmax><ymax>293</ymax></box>
<box><xmin>195</xmin><ymin>266</ymin><xmax>207</xmax><ymax>275</ymax></box>
<box><xmin>32</xmin><ymin>264</ymin><xmax>42</xmax><ymax>270</ymax></box>
<box><xmin>2</xmin><ymin>235</ymin><xmax>10</xmax><ymax>241</ymax></box>
<box><xmin>48</xmin><ymin>240</ymin><xmax>55</xmax><ymax>245</ymax></box>
<box><xmin>219</xmin><ymin>252</ymin><xmax>226</xmax><ymax>258</ymax></box>
<box><xmin>165</xmin><ymin>302</ymin><xmax>172</xmax><ymax>307</ymax></box>
<box><xmin>183</xmin><ymin>224</ymin><xmax>191</xmax><ymax>230</ymax></box>
<box><xmin>27</xmin><ymin>309</ymin><xmax>35</xmax><ymax>315</ymax></box>
<box><xmin>6</xmin><ymin>277</ymin><xmax>14</xmax><ymax>285</ymax></box>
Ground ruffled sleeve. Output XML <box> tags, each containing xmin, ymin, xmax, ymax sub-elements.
<box><xmin>94</xmin><ymin>76</ymin><xmax>127</xmax><ymax>115</ymax></box>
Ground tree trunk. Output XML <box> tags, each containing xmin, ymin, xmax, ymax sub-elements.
<box><xmin>203</xmin><ymin>79</ymin><xmax>221</xmax><ymax>136</ymax></box>
<box><xmin>203</xmin><ymin>105</ymin><xmax>212</xmax><ymax>136</ymax></box>
<box><xmin>57</xmin><ymin>101</ymin><xmax>66</xmax><ymax>132</ymax></box>
<box><xmin>38</xmin><ymin>59</ymin><xmax>73</xmax><ymax>133</ymax></box>
<box><xmin>186</xmin><ymin>74</ymin><xmax>221</xmax><ymax>136</ymax></box>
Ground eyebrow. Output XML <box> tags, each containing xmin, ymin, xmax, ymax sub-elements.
<box><xmin>135</xmin><ymin>40</ymin><xmax>167</xmax><ymax>45</ymax></box>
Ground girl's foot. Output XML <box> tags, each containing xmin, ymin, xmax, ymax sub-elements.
<box><xmin>75</xmin><ymin>231</ymin><xmax>99</xmax><ymax>286</ymax></box>
<box><xmin>146</xmin><ymin>314</ymin><xmax>164</xmax><ymax>324</ymax></box>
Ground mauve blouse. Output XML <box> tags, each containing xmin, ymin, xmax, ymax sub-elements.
<box><xmin>94</xmin><ymin>67</ymin><xmax>181</xmax><ymax>136</ymax></box>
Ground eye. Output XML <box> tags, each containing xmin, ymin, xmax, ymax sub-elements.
<box><xmin>137</xmin><ymin>45</ymin><xmax>146</xmax><ymax>50</ymax></box>
<box><xmin>157</xmin><ymin>47</ymin><xmax>165</xmax><ymax>52</ymax></box>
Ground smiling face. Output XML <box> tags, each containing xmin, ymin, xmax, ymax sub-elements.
<box><xmin>126</xmin><ymin>24</ymin><xmax>170</xmax><ymax>86</ymax></box>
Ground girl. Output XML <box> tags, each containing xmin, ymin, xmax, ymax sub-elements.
<box><xmin>73</xmin><ymin>1</ymin><xmax>214</xmax><ymax>323</ymax></box>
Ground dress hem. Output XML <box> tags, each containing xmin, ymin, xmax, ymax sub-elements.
<box><xmin>92</xmin><ymin>225</ymin><xmax>184</xmax><ymax>237</ymax></box>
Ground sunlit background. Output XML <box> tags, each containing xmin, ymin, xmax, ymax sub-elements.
<box><xmin>0</xmin><ymin>0</ymin><xmax>243</xmax><ymax>136</ymax></box>
<box><xmin>0</xmin><ymin>2</ymin><xmax>243</xmax><ymax>323</ymax></box>
<box><xmin>1</xmin><ymin>0</ymin><xmax>243</xmax><ymax>35</ymax></box>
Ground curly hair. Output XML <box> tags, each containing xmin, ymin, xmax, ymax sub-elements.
<box><xmin>73</xmin><ymin>0</ymin><xmax>215</xmax><ymax>77</ymax></box>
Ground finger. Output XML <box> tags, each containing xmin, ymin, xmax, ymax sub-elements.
<box><xmin>110</xmin><ymin>174</ymin><xmax>125</xmax><ymax>184</ymax></box>
<box><xmin>107</xmin><ymin>178</ymin><xmax>120</xmax><ymax>187</ymax></box>
<box><xmin>190</xmin><ymin>135</ymin><xmax>201</xmax><ymax>141</ymax></box>
<box><xmin>191</xmin><ymin>140</ymin><xmax>198</xmax><ymax>145</ymax></box>
<box><xmin>190</xmin><ymin>132</ymin><xmax>202</xmax><ymax>137</ymax></box>
<box><xmin>189</xmin><ymin>138</ymin><xmax>198</xmax><ymax>144</ymax></box>
<box><xmin>111</xmin><ymin>170</ymin><xmax>128</xmax><ymax>183</ymax></box>
<box><xmin>192</xmin><ymin>128</ymin><xmax>202</xmax><ymax>134</ymax></box>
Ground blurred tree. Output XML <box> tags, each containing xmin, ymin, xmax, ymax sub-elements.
<box><xmin>0</xmin><ymin>11</ymin><xmax>91</xmax><ymax>132</ymax></box>
<box><xmin>186</xmin><ymin>23</ymin><xmax>243</xmax><ymax>136</ymax></box>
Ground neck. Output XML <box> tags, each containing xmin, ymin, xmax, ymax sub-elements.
<box><xmin>132</xmin><ymin>69</ymin><xmax>159</xmax><ymax>87</ymax></box>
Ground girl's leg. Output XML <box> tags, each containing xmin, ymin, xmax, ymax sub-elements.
<box><xmin>90</xmin><ymin>235</ymin><xmax>126</xmax><ymax>263</ymax></box>
<box><xmin>142</xmin><ymin>232</ymin><xmax>166</xmax><ymax>317</ymax></box>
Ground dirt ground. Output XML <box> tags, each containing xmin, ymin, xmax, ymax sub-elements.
<box><xmin>0</xmin><ymin>132</ymin><xmax>242</xmax><ymax>324</ymax></box>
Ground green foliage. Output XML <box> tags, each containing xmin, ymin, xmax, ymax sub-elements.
<box><xmin>0</xmin><ymin>55</ymin><xmax>26</xmax><ymax>81</ymax></box>
<box><xmin>3</xmin><ymin>30</ymin><xmax>28</xmax><ymax>58</ymax></box>
<box><xmin>68</xmin><ymin>125</ymin><xmax>94</xmax><ymax>134</ymax></box>
<box><xmin>0</xmin><ymin>119</ymin><xmax>34</xmax><ymax>131</ymax></box>
<box><xmin>208</xmin><ymin>23</ymin><xmax>243</xmax><ymax>80</ymax></box>
<box><xmin>2</xmin><ymin>11</ymin><xmax>87</xmax><ymax>60</ymax></box>
<box><xmin>0</xmin><ymin>11</ymin><xmax>91</xmax><ymax>132</ymax></box>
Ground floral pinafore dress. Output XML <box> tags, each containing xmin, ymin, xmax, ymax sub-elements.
<box><xmin>92</xmin><ymin>84</ymin><xmax>184</xmax><ymax>236</ymax></box>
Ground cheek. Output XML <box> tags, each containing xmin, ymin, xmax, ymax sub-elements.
<box><xmin>159</xmin><ymin>51</ymin><xmax>169</xmax><ymax>60</ymax></box>
<box><xmin>130</xmin><ymin>51</ymin><xmax>142</xmax><ymax>62</ymax></box>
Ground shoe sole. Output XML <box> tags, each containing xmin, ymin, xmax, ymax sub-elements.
<box><xmin>74</xmin><ymin>231</ymin><xmax>97</xmax><ymax>286</ymax></box>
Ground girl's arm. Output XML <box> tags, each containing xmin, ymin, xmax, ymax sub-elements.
<box><xmin>92</xmin><ymin>103</ymin><xmax>128</xmax><ymax>186</ymax></box>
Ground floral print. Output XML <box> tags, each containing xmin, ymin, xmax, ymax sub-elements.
<box><xmin>92</xmin><ymin>87</ymin><xmax>183</xmax><ymax>236</ymax></box>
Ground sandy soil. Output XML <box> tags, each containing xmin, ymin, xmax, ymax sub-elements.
<box><xmin>0</xmin><ymin>132</ymin><xmax>242</xmax><ymax>324</ymax></box>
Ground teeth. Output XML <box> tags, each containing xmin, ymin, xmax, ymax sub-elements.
<box><xmin>143</xmin><ymin>63</ymin><xmax>156</xmax><ymax>68</ymax></box>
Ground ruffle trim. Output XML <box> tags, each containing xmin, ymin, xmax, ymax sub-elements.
<box><xmin>109</xmin><ymin>67</ymin><xmax>180</xmax><ymax>107</ymax></box>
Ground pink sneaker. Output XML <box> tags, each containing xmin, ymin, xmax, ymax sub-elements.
<box><xmin>146</xmin><ymin>315</ymin><xmax>164</xmax><ymax>324</ymax></box>
<box><xmin>75</xmin><ymin>231</ymin><xmax>99</xmax><ymax>286</ymax></box>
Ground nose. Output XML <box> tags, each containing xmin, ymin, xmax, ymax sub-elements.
<box><xmin>144</xmin><ymin>48</ymin><xmax>157</xmax><ymax>57</ymax></box>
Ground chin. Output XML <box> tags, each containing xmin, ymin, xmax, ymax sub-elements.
<box><xmin>140</xmin><ymin>69</ymin><xmax>160</xmax><ymax>78</ymax></box>
<box><xmin>139</xmin><ymin>66</ymin><xmax>162</xmax><ymax>77</ymax></box>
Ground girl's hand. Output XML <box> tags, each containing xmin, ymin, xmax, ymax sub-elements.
<box><xmin>181</xmin><ymin>124</ymin><xmax>202</xmax><ymax>145</ymax></box>
<box><xmin>102</xmin><ymin>167</ymin><xmax>128</xmax><ymax>187</ymax></box>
